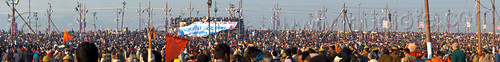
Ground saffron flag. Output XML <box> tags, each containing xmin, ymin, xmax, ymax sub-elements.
<box><xmin>164</xmin><ymin>35</ymin><xmax>190</xmax><ymax>62</ymax></box>
<box><xmin>63</xmin><ymin>29</ymin><xmax>72</xmax><ymax>43</ymax></box>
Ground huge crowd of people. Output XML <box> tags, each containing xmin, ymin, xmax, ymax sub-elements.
<box><xmin>0</xmin><ymin>29</ymin><xmax>499</xmax><ymax>62</ymax></box>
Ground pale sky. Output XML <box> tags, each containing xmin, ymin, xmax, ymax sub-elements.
<box><xmin>0</xmin><ymin>0</ymin><xmax>498</xmax><ymax>33</ymax></box>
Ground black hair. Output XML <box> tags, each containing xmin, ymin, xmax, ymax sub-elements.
<box><xmin>383</xmin><ymin>48</ymin><xmax>390</xmax><ymax>54</ymax></box>
<box><xmin>285</xmin><ymin>49</ymin><xmax>292</xmax><ymax>56</ymax></box>
<box><xmin>76</xmin><ymin>42</ymin><xmax>99</xmax><ymax>62</ymax></box>
<box><xmin>291</xmin><ymin>47</ymin><xmax>297</xmax><ymax>54</ymax></box>
<box><xmin>152</xmin><ymin>50</ymin><xmax>162</xmax><ymax>62</ymax></box>
<box><xmin>244</xmin><ymin>47</ymin><xmax>262</xmax><ymax>58</ymax></box>
<box><xmin>309</xmin><ymin>54</ymin><xmax>331</xmax><ymax>62</ymax></box>
<box><xmin>197</xmin><ymin>54</ymin><xmax>210</xmax><ymax>62</ymax></box>
<box><xmin>404</xmin><ymin>49</ymin><xmax>410</xmax><ymax>53</ymax></box>
<box><xmin>214</xmin><ymin>44</ymin><xmax>230</xmax><ymax>59</ymax></box>
<box><xmin>272</xmin><ymin>50</ymin><xmax>279</xmax><ymax>56</ymax></box>
<box><xmin>301</xmin><ymin>52</ymin><xmax>310</xmax><ymax>61</ymax></box>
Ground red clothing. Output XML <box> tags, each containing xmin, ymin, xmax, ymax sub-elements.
<box><xmin>46</xmin><ymin>53</ymin><xmax>53</xmax><ymax>58</ymax></box>
<box><xmin>410</xmin><ymin>52</ymin><xmax>423</xmax><ymax>59</ymax></box>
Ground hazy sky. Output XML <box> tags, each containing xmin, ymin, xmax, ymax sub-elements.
<box><xmin>0</xmin><ymin>0</ymin><xmax>498</xmax><ymax>33</ymax></box>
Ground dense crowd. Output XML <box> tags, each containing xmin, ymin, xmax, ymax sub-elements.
<box><xmin>0</xmin><ymin>29</ymin><xmax>500</xmax><ymax>62</ymax></box>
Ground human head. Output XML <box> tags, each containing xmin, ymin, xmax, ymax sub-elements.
<box><xmin>76</xmin><ymin>42</ymin><xmax>99</xmax><ymax>62</ymax></box>
<box><xmin>43</xmin><ymin>56</ymin><xmax>51</xmax><ymax>62</ymax></box>
<box><xmin>214</xmin><ymin>43</ymin><xmax>230</xmax><ymax>61</ymax></box>
<box><xmin>63</xmin><ymin>55</ymin><xmax>71</xmax><ymax>62</ymax></box>
<box><xmin>452</xmin><ymin>42</ymin><xmax>458</xmax><ymax>50</ymax></box>
<box><xmin>196</xmin><ymin>54</ymin><xmax>210</xmax><ymax>62</ymax></box>
<box><xmin>403</xmin><ymin>49</ymin><xmax>410</xmax><ymax>54</ymax></box>
<box><xmin>244</xmin><ymin>47</ymin><xmax>262</xmax><ymax>62</ymax></box>
<box><xmin>368</xmin><ymin>52</ymin><xmax>377</xmax><ymax>59</ymax></box>
<box><xmin>285</xmin><ymin>49</ymin><xmax>292</xmax><ymax>57</ymax></box>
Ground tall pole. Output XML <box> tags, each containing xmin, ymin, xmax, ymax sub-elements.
<box><xmin>48</xmin><ymin>3</ymin><xmax>53</xmax><ymax>34</ymax></box>
<box><xmin>373</xmin><ymin>10</ymin><xmax>376</xmax><ymax>31</ymax></box>
<box><xmin>215</xmin><ymin>1</ymin><xmax>218</xmax><ymax>40</ymax></box>
<box><xmin>273</xmin><ymin>4</ymin><xmax>276</xmax><ymax>31</ymax></box>
<box><xmin>476</xmin><ymin>0</ymin><xmax>482</xmax><ymax>52</ymax></box>
<box><xmin>358</xmin><ymin>3</ymin><xmax>361</xmax><ymax>31</ymax></box>
<box><xmin>491</xmin><ymin>0</ymin><xmax>496</xmax><ymax>47</ymax></box>
<box><xmin>309</xmin><ymin>13</ymin><xmax>313</xmax><ymax>31</ymax></box>
<box><xmin>93</xmin><ymin>12</ymin><xmax>97</xmax><ymax>32</ymax></box>
<box><xmin>190</xmin><ymin>2</ymin><xmax>192</xmax><ymax>18</ymax></box>
<box><xmin>165</xmin><ymin>2</ymin><xmax>169</xmax><ymax>31</ymax></box>
<box><xmin>11</xmin><ymin>0</ymin><xmax>15</xmax><ymax>42</ymax></box>
<box><xmin>28</xmin><ymin>0</ymin><xmax>31</xmax><ymax>33</ymax></box>
<box><xmin>239</xmin><ymin>0</ymin><xmax>243</xmax><ymax>41</ymax></box>
<box><xmin>424</xmin><ymin>0</ymin><xmax>432</xmax><ymax>58</ymax></box>
<box><xmin>121</xmin><ymin>1</ymin><xmax>126</xmax><ymax>32</ymax></box>
<box><xmin>447</xmin><ymin>10</ymin><xmax>451</xmax><ymax>33</ymax></box>
<box><xmin>424</xmin><ymin>0</ymin><xmax>431</xmax><ymax>42</ymax></box>
<box><xmin>323</xmin><ymin>6</ymin><xmax>327</xmax><ymax>30</ymax></box>
<box><xmin>78</xmin><ymin>3</ymin><xmax>82</xmax><ymax>41</ymax></box>
<box><xmin>207</xmin><ymin>0</ymin><xmax>212</xmax><ymax>41</ymax></box>
<box><xmin>116</xmin><ymin>9</ymin><xmax>120</xmax><ymax>32</ymax></box>
<box><xmin>84</xmin><ymin>4</ymin><xmax>87</xmax><ymax>33</ymax></box>
<box><xmin>148</xmin><ymin>1</ymin><xmax>151</xmax><ymax>30</ymax></box>
<box><xmin>138</xmin><ymin>2</ymin><xmax>142</xmax><ymax>31</ymax></box>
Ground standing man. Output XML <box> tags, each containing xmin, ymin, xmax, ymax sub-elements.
<box><xmin>451</xmin><ymin>42</ymin><xmax>466</xmax><ymax>62</ymax></box>
<box><xmin>494</xmin><ymin>47</ymin><xmax>500</xmax><ymax>62</ymax></box>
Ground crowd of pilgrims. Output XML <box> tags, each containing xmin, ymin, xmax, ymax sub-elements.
<box><xmin>0</xmin><ymin>27</ymin><xmax>500</xmax><ymax>62</ymax></box>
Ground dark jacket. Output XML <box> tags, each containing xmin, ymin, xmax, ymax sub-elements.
<box><xmin>451</xmin><ymin>49</ymin><xmax>466</xmax><ymax>62</ymax></box>
<box><xmin>378</xmin><ymin>54</ymin><xmax>393</xmax><ymax>62</ymax></box>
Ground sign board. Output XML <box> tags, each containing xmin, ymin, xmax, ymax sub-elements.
<box><xmin>497</xmin><ymin>26</ymin><xmax>500</xmax><ymax>30</ymax></box>
<box><xmin>483</xmin><ymin>25</ymin><xmax>487</xmax><ymax>29</ymax></box>
<box><xmin>178</xmin><ymin>21</ymin><xmax>238</xmax><ymax>37</ymax></box>
<box><xmin>419</xmin><ymin>22</ymin><xmax>424</xmax><ymax>28</ymax></box>
<box><xmin>383</xmin><ymin>21</ymin><xmax>389</xmax><ymax>28</ymax></box>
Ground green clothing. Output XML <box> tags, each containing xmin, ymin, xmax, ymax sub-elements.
<box><xmin>451</xmin><ymin>49</ymin><xmax>466</xmax><ymax>62</ymax></box>
<box><xmin>390</xmin><ymin>53</ymin><xmax>401</xmax><ymax>62</ymax></box>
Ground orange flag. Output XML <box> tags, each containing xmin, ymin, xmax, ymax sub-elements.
<box><xmin>164</xmin><ymin>35</ymin><xmax>190</xmax><ymax>62</ymax></box>
<box><xmin>63</xmin><ymin>29</ymin><xmax>72</xmax><ymax>43</ymax></box>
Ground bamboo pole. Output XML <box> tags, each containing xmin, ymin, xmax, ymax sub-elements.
<box><xmin>476</xmin><ymin>0</ymin><xmax>482</xmax><ymax>52</ymax></box>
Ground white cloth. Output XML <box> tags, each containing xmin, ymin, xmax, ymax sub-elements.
<box><xmin>334</xmin><ymin>56</ymin><xmax>342</xmax><ymax>62</ymax></box>
<box><xmin>368</xmin><ymin>59</ymin><xmax>379</xmax><ymax>62</ymax></box>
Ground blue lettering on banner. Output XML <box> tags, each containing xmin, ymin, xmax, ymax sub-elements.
<box><xmin>178</xmin><ymin>22</ymin><xmax>237</xmax><ymax>37</ymax></box>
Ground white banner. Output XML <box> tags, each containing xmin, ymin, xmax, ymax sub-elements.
<box><xmin>178</xmin><ymin>21</ymin><xmax>238</xmax><ymax>37</ymax></box>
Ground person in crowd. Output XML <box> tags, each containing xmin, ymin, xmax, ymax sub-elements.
<box><xmin>244</xmin><ymin>47</ymin><xmax>263</xmax><ymax>62</ymax></box>
<box><xmin>63</xmin><ymin>55</ymin><xmax>72</xmax><ymax>62</ymax></box>
<box><xmin>368</xmin><ymin>52</ymin><xmax>378</xmax><ymax>62</ymax></box>
<box><xmin>495</xmin><ymin>48</ymin><xmax>500</xmax><ymax>62</ymax></box>
<box><xmin>402</xmin><ymin>49</ymin><xmax>416</xmax><ymax>62</ymax></box>
<box><xmin>390</xmin><ymin>47</ymin><xmax>401</xmax><ymax>62</ymax></box>
<box><xmin>213</xmin><ymin>44</ymin><xmax>231</xmax><ymax>62</ymax></box>
<box><xmin>76</xmin><ymin>42</ymin><xmax>99</xmax><ymax>62</ymax></box>
<box><xmin>284</xmin><ymin>49</ymin><xmax>294</xmax><ymax>62</ymax></box>
<box><xmin>42</xmin><ymin>56</ymin><xmax>50</xmax><ymax>62</ymax></box>
<box><xmin>197</xmin><ymin>54</ymin><xmax>210</xmax><ymax>62</ymax></box>
<box><xmin>378</xmin><ymin>48</ymin><xmax>393</xmax><ymax>62</ymax></box>
<box><xmin>451</xmin><ymin>43</ymin><xmax>466</xmax><ymax>62</ymax></box>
